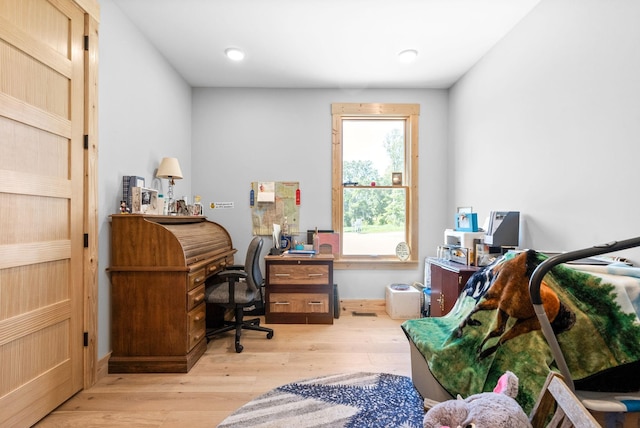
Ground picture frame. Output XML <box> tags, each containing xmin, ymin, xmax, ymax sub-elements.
<box><xmin>457</xmin><ymin>206</ymin><xmax>473</xmax><ymax>214</ymax></box>
<box><xmin>176</xmin><ymin>199</ymin><xmax>188</xmax><ymax>215</ymax></box>
<box><xmin>392</xmin><ymin>172</ymin><xmax>402</xmax><ymax>186</ymax></box>
<box><xmin>450</xmin><ymin>246</ymin><xmax>470</xmax><ymax>265</ymax></box>
<box><xmin>455</xmin><ymin>212</ymin><xmax>478</xmax><ymax>232</ymax></box>
<box><xmin>122</xmin><ymin>175</ymin><xmax>145</xmax><ymax>212</ymax></box>
<box><xmin>131</xmin><ymin>187</ymin><xmax>159</xmax><ymax>214</ymax></box>
<box><xmin>190</xmin><ymin>203</ymin><xmax>203</xmax><ymax>216</ymax></box>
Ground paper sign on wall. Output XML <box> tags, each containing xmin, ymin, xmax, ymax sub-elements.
<box><xmin>257</xmin><ymin>182</ymin><xmax>275</xmax><ymax>202</ymax></box>
<box><xmin>210</xmin><ymin>202</ymin><xmax>234</xmax><ymax>209</ymax></box>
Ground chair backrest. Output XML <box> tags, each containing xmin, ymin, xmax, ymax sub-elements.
<box><xmin>244</xmin><ymin>236</ymin><xmax>263</xmax><ymax>293</ymax></box>
<box><xmin>529</xmin><ymin>372</ymin><xmax>600</xmax><ymax>428</ymax></box>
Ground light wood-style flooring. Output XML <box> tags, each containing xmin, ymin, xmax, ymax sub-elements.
<box><xmin>36</xmin><ymin>309</ymin><xmax>411</xmax><ymax>427</ymax></box>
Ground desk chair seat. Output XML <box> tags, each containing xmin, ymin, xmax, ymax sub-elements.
<box><xmin>205</xmin><ymin>237</ymin><xmax>273</xmax><ymax>353</ymax></box>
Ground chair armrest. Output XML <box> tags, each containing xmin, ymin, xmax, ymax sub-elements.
<box><xmin>215</xmin><ymin>269</ymin><xmax>248</xmax><ymax>281</ymax></box>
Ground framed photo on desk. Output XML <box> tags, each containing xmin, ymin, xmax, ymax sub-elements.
<box><xmin>455</xmin><ymin>212</ymin><xmax>478</xmax><ymax>232</ymax></box>
<box><xmin>131</xmin><ymin>187</ymin><xmax>159</xmax><ymax>214</ymax></box>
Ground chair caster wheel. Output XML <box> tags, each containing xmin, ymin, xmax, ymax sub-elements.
<box><xmin>235</xmin><ymin>342</ymin><xmax>243</xmax><ymax>353</ymax></box>
<box><xmin>267</xmin><ymin>331</ymin><xmax>274</xmax><ymax>339</ymax></box>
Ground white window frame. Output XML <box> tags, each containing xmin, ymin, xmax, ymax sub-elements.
<box><xmin>331</xmin><ymin>103</ymin><xmax>419</xmax><ymax>269</ymax></box>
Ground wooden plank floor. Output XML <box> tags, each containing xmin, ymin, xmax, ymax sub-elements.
<box><xmin>36</xmin><ymin>311</ymin><xmax>413</xmax><ymax>427</ymax></box>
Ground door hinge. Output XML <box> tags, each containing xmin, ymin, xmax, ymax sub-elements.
<box><xmin>84</xmin><ymin>233</ymin><xmax>89</xmax><ymax>248</ymax></box>
<box><xmin>83</xmin><ymin>332</ymin><xmax>89</xmax><ymax>347</ymax></box>
<box><xmin>84</xmin><ymin>134</ymin><xmax>89</xmax><ymax>149</ymax></box>
<box><xmin>84</xmin><ymin>35</ymin><xmax>89</xmax><ymax>51</ymax></box>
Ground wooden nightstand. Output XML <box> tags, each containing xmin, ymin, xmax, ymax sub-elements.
<box><xmin>265</xmin><ymin>254</ymin><xmax>334</xmax><ymax>324</ymax></box>
<box><xmin>428</xmin><ymin>257</ymin><xmax>479</xmax><ymax>316</ymax></box>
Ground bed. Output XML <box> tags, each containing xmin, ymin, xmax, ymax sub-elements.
<box><xmin>402</xmin><ymin>240</ymin><xmax>640</xmax><ymax>415</ymax></box>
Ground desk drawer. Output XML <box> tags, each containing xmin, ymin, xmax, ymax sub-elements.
<box><xmin>269</xmin><ymin>292</ymin><xmax>329</xmax><ymax>313</ymax></box>
<box><xmin>188</xmin><ymin>268</ymin><xmax>206</xmax><ymax>291</ymax></box>
<box><xmin>187</xmin><ymin>303</ymin><xmax>206</xmax><ymax>351</ymax></box>
<box><xmin>269</xmin><ymin>264</ymin><xmax>329</xmax><ymax>285</ymax></box>
<box><xmin>187</xmin><ymin>284</ymin><xmax>205</xmax><ymax>311</ymax></box>
<box><xmin>206</xmin><ymin>257</ymin><xmax>231</xmax><ymax>276</ymax></box>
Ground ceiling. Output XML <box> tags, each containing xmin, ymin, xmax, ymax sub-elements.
<box><xmin>111</xmin><ymin>0</ymin><xmax>541</xmax><ymax>89</ymax></box>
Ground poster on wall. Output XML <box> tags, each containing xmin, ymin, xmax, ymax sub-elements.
<box><xmin>251</xmin><ymin>181</ymin><xmax>300</xmax><ymax>236</ymax></box>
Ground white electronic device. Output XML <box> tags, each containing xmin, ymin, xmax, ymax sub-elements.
<box><xmin>444</xmin><ymin>229</ymin><xmax>485</xmax><ymax>251</ymax></box>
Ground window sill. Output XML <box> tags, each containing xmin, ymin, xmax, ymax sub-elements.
<box><xmin>334</xmin><ymin>258</ymin><xmax>419</xmax><ymax>270</ymax></box>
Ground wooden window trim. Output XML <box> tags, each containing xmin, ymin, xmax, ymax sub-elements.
<box><xmin>331</xmin><ymin>103</ymin><xmax>419</xmax><ymax>270</ymax></box>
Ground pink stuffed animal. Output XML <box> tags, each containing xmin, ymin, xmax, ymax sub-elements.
<box><xmin>423</xmin><ymin>371</ymin><xmax>532</xmax><ymax>428</ymax></box>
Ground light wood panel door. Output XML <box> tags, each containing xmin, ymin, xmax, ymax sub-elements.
<box><xmin>0</xmin><ymin>0</ymin><xmax>88</xmax><ymax>426</ymax></box>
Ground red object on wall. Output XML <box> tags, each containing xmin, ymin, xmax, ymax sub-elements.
<box><xmin>296</xmin><ymin>189</ymin><xmax>300</xmax><ymax>205</ymax></box>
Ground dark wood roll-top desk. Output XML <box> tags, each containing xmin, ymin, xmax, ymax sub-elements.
<box><xmin>108</xmin><ymin>214</ymin><xmax>236</xmax><ymax>373</ymax></box>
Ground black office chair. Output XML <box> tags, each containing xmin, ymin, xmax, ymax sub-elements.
<box><xmin>205</xmin><ymin>236</ymin><xmax>274</xmax><ymax>353</ymax></box>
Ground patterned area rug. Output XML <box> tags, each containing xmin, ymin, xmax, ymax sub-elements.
<box><xmin>218</xmin><ymin>372</ymin><xmax>424</xmax><ymax>427</ymax></box>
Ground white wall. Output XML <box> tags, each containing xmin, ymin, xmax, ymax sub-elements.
<box><xmin>98</xmin><ymin>0</ymin><xmax>192</xmax><ymax>357</ymax></box>
<box><xmin>450</xmin><ymin>0</ymin><xmax>640</xmax><ymax>261</ymax></box>
<box><xmin>191</xmin><ymin>88</ymin><xmax>450</xmax><ymax>299</ymax></box>
<box><xmin>97</xmin><ymin>0</ymin><xmax>640</xmax><ymax>361</ymax></box>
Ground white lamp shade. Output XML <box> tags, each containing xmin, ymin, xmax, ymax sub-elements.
<box><xmin>156</xmin><ymin>157</ymin><xmax>183</xmax><ymax>179</ymax></box>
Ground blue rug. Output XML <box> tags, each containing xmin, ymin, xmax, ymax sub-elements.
<box><xmin>218</xmin><ymin>372</ymin><xmax>424</xmax><ymax>427</ymax></box>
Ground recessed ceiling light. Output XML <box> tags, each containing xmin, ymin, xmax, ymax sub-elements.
<box><xmin>398</xmin><ymin>49</ymin><xmax>418</xmax><ymax>63</ymax></box>
<box><xmin>225</xmin><ymin>48</ymin><xmax>245</xmax><ymax>61</ymax></box>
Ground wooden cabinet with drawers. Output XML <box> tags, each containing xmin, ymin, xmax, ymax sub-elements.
<box><xmin>108</xmin><ymin>214</ymin><xmax>236</xmax><ymax>373</ymax></box>
<box><xmin>265</xmin><ymin>254</ymin><xmax>334</xmax><ymax>324</ymax></box>
<box><xmin>428</xmin><ymin>257</ymin><xmax>479</xmax><ymax>316</ymax></box>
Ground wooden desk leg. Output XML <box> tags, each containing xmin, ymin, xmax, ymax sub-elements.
<box><xmin>622</xmin><ymin>412</ymin><xmax>639</xmax><ymax>428</ymax></box>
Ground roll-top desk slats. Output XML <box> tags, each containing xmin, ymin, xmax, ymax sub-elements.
<box><xmin>163</xmin><ymin>222</ymin><xmax>233</xmax><ymax>264</ymax></box>
<box><xmin>108</xmin><ymin>214</ymin><xmax>236</xmax><ymax>373</ymax></box>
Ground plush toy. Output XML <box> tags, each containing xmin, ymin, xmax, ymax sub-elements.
<box><xmin>423</xmin><ymin>371</ymin><xmax>532</xmax><ymax>428</ymax></box>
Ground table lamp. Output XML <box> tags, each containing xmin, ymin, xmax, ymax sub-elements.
<box><xmin>156</xmin><ymin>157</ymin><xmax>183</xmax><ymax>213</ymax></box>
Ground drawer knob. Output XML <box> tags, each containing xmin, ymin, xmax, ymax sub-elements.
<box><xmin>308</xmin><ymin>273</ymin><xmax>323</xmax><ymax>277</ymax></box>
<box><xmin>275</xmin><ymin>273</ymin><xmax>291</xmax><ymax>277</ymax></box>
<box><xmin>194</xmin><ymin>293</ymin><xmax>204</xmax><ymax>303</ymax></box>
<box><xmin>274</xmin><ymin>302</ymin><xmax>290</xmax><ymax>305</ymax></box>
<box><xmin>308</xmin><ymin>301</ymin><xmax>323</xmax><ymax>305</ymax></box>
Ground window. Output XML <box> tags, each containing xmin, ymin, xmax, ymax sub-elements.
<box><xmin>331</xmin><ymin>103</ymin><xmax>419</xmax><ymax>268</ymax></box>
